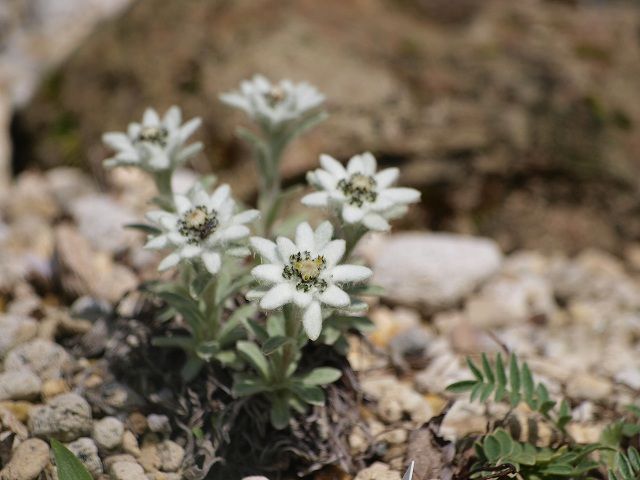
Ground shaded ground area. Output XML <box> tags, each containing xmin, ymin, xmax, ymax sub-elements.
<box><xmin>10</xmin><ymin>0</ymin><xmax>640</xmax><ymax>254</ymax></box>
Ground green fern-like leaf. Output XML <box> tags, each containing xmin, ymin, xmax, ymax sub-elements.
<box><xmin>447</xmin><ymin>353</ymin><xmax>570</xmax><ymax>432</ymax></box>
<box><xmin>474</xmin><ymin>430</ymin><xmax>602</xmax><ymax>479</ymax></box>
<box><xmin>609</xmin><ymin>448</ymin><xmax>640</xmax><ymax>480</ymax></box>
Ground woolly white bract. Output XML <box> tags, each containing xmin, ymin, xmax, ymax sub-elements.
<box><xmin>248</xmin><ymin>221</ymin><xmax>372</xmax><ymax>340</ymax></box>
<box><xmin>103</xmin><ymin>106</ymin><xmax>202</xmax><ymax>172</ymax></box>
<box><xmin>302</xmin><ymin>152</ymin><xmax>421</xmax><ymax>231</ymax></box>
<box><xmin>220</xmin><ymin>74</ymin><xmax>325</xmax><ymax>129</ymax></box>
<box><xmin>145</xmin><ymin>183</ymin><xmax>259</xmax><ymax>274</ymax></box>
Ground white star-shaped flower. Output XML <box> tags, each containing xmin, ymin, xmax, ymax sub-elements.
<box><xmin>145</xmin><ymin>183</ymin><xmax>259</xmax><ymax>274</ymax></box>
<box><xmin>220</xmin><ymin>74</ymin><xmax>324</xmax><ymax>129</ymax></box>
<box><xmin>302</xmin><ymin>152</ymin><xmax>421</xmax><ymax>231</ymax></box>
<box><xmin>103</xmin><ymin>106</ymin><xmax>202</xmax><ymax>172</ymax></box>
<box><xmin>248</xmin><ymin>221</ymin><xmax>372</xmax><ymax>340</ymax></box>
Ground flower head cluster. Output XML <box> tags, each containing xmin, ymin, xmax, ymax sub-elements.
<box><xmin>145</xmin><ymin>183</ymin><xmax>259</xmax><ymax>274</ymax></box>
<box><xmin>302</xmin><ymin>152</ymin><xmax>421</xmax><ymax>231</ymax></box>
<box><xmin>220</xmin><ymin>75</ymin><xmax>325</xmax><ymax>129</ymax></box>
<box><xmin>103</xmin><ymin>106</ymin><xmax>202</xmax><ymax>172</ymax></box>
<box><xmin>249</xmin><ymin>222</ymin><xmax>372</xmax><ymax>340</ymax></box>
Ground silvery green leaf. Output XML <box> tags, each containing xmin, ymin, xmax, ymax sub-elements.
<box><xmin>195</xmin><ymin>341</ymin><xmax>220</xmax><ymax>361</ymax></box>
<box><xmin>283</xmin><ymin>110</ymin><xmax>328</xmax><ymax>144</ymax></box>
<box><xmin>237</xmin><ymin>341</ymin><xmax>270</xmax><ymax>380</ymax></box>
<box><xmin>233</xmin><ymin>375</ymin><xmax>270</xmax><ymax>397</ymax></box>
<box><xmin>270</xmin><ymin>395</ymin><xmax>291</xmax><ymax>430</ymax></box>
<box><xmin>181</xmin><ymin>357</ymin><xmax>205</xmax><ymax>382</ymax></box>
<box><xmin>264</xmin><ymin>184</ymin><xmax>305</xmax><ymax>234</ymax></box>
<box><xmin>343</xmin><ymin>284</ymin><xmax>385</xmax><ymax>297</ymax></box>
<box><xmin>152</xmin><ymin>336</ymin><xmax>194</xmax><ymax>351</ymax></box>
<box><xmin>262</xmin><ymin>336</ymin><xmax>290</xmax><ymax>355</ymax></box>
<box><xmin>218</xmin><ymin>303</ymin><xmax>256</xmax><ymax>347</ymax></box>
<box><xmin>301</xmin><ymin>367</ymin><xmax>342</xmax><ymax>386</ymax></box>
<box><xmin>344</xmin><ymin>299</ymin><xmax>368</xmax><ymax>313</ymax></box>
<box><xmin>214</xmin><ymin>350</ymin><xmax>241</xmax><ymax>368</ymax></box>
<box><xmin>124</xmin><ymin>223</ymin><xmax>162</xmax><ymax>235</ymax></box>
<box><xmin>291</xmin><ymin>383</ymin><xmax>325</xmax><ymax>406</ymax></box>
<box><xmin>266</xmin><ymin>313</ymin><xmax>286</xmax><ymax>337</ymax></box>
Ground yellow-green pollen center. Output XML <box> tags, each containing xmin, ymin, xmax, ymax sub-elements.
<box><xmin>178</xmin><ymin>206</ymin><xmax>218</xmax><ymax>244</ymax></box>
<box><xmin>282</xmin><ymin>251</ymin><xmax>328</xmax><ymax>292</ymax></box>
<box><xmin>338</xmin><ymin>173</ymin><xmax>378</xmax><ymax>207</ymax></box>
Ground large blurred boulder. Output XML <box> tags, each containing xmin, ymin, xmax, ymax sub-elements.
<box><xmin>370</xmin><ymin>232</ymin><xmax>503</xmax><ymax>312</ymax></box>
<box><xmin>12</xmin><ymin>0</ymin><xmax>640</xmax><ymax>253</ymax></box>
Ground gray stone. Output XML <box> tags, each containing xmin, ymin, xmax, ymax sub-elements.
<box><xmin>0</xmin><ymin>438</ymin><xmax>49</xmax><ymax>480</ymax></box>
<box><xmin>92</xmin><ymin>416</ymin><xmax>125</xmax><ymax>451</ymax></box>
<box><xmin>29</xmin><ymin>392</ymin><xmax>93</xmax><ymax>441</ymax></box>
<box><xmin>54</xmin><ymin>225</ymin><xmax>138</xmax><ymax>303</ymax></box>
<box><xmin>615</xmin><ymin>368</ymin><xmax>640</xmax><ymax>390</ymax></box>
<box><xmin>0</xmin><ymin>314</ymin><xmax>38</xmax><ymax>358</ymax></box>
<box><xmin>566</xmin><ymin>373</ymin><xmax>613</xmax><ymax>402</ymax></box>
<box><xmin>45</xmin><ymin>168</ymin><xmax>95</xmax><ymax>211</ymax></box>
<box><xmin>156</xmin><ymin>439</ymin><xmax>185</xmax><ymax>472</ymax></box>
<box><xmin>69</xmin><ymin>194</ymin><xmax>138</xmax><ymax>253</ymax></box>
<box><xmin>0</xmin><ymin>369</ymin><xmax>42</xmax><ymax>401</ymax></box>
<box><xmin>70</xmin><ymin>296</ymin><xmax>112</xmax><ymax>323</ymax></box>
<box><xmin>465</xmin><ymin>273</ymin><xmax>555</xmax><ymax>329</ymax></box>
<box><xmin>139</xmin><ymin>439</ymin><xmax>185</xmax><ymax>473</ymax></box>
<box><xmin>5</xmin><ymin>338</ymin><xmax>71</xmax><ymax>380</ymax></box>
<box><xmin>389</xmin><ymin>327</ymin><xmax>431</xmax><ymax>370</ymax></box>
<box><xmin>147</xmin><ymin>414</ymin><xmax>171</xmax><ymax>434</ymax></box>
<box><xmin>66</xmin><ymin>437</ymin><xmax>103</xmax><ymax>478</ymax></box>
<box><xmin>103</xmin><ymin>454</ymin><xmax>138</xmax><ymax>470</ymax></box>
<box><xmin>354</xmin><ymin>462</ymin><xmax>401</xmax><ymax>480</ymax></box>
<box><xmin>109</xmin><ymin>461</ymin><xmax>147</xmax><ymax>480</ymax></box>
<box><xmin>370</xmin><ymin>233</ymin><xmax>502</xmax><ymax>312</ymax></box>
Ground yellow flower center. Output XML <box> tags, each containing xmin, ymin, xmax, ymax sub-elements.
<box><xmin>338</xmin><ymin>174</ymin><xmax>378</xmax><ymax>207</ymax></box>
<box><xmin>294</xmin><ymin>257</ymin><xmax>324</xmax><ymax>282</ymax></box>
<box><xmin>178</xmin><ymin>206</ymin><xmax>218</xmax><ymax>244</ymax></box>
<box><xmin>185</xmin><ymin>208</ymin><xmax>208</xmax><ymax>229</ymax></box>
<box><xmin>283</xmin><ymin>251</ymin><xmax>328</xmax><ymax>292</ymax></box>
<box><xmin>350</xmin><ymin>174</ymin><xmax>376</xmax><ymax>191</ymax></box>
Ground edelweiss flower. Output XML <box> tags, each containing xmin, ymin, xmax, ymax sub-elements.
<box><xmin>249</xmin><ymin>222</ymin><xmax>372</xmax><ymax>340</ymax></box>
<box><xmin>302</xmin><ymin>152</ymin><xmax>421</xmax><ymax>231</ymax></box>
<box><xmin>145</xmin><ymin>184</ymin><xmax>259</xmax><ymax>274</ymax></box>
<box><xmin>103</xmin><ymin>106</ymin><xmax>202</xmax><ymax>172</ymax></box>
<box><xmin>220</xmin><ymin>74</ymin><xmax>324</xmax><ymax>128</ymax></box>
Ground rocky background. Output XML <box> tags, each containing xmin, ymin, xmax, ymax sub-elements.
<box><xmin>2</xmin><ymin>0</ymin><xmax>640</xmax><ymax>479</ymax></box>
<box><xmin>6</xmin><ymin>0</ymin><xmax>640</xmax><ymax>254</ymax></box>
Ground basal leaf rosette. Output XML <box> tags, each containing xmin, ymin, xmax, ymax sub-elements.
<box><xmin>248</xmin><ymin>221</ymin><xmax>372</xmax><ymax>340</ymax></box>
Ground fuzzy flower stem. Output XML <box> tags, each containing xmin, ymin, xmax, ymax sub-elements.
<box><xmin>278</xmin><ymin>304</ymin><xmax>302</xmax><ymax>382</ymax></box>
<box><xmin>257</xmin><ymin>131</ymin><xmax>286</xmax><ymax>236</ymax></box>
<box><xmin>342</xmin><ymin>223</ymin><xmax>368</xmax><ymax>261</ymax></box>
<box><xmin>153</xmin><ymin>169</ymin><xmax>175</xmax><ymax>210</ymax></box>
